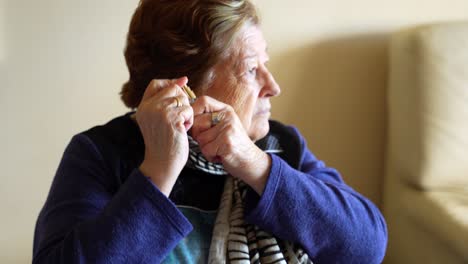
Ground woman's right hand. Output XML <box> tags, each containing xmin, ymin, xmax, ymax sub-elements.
<box><xmin>135</xmin><ymin>77</ymin><xmax>193</xmax><ymax>197</ymax></box>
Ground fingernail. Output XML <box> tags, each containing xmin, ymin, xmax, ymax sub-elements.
<box><xmin>174</xmin><ymin>76</ymin><xmax>188</xmax><ymax>82</ymax></box>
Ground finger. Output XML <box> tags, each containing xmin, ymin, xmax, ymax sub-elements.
<box><xmin>141</xmin><ymin>77</ymin><xmax>189</xmax><ymax>103</ymax></box>
<box><xmin>192</xmin><ymin>110</ymin><xmax>231</xmax><ymax>139</ymax></box>
<box><xmin>166</xmin><ymin>95</ymin><xmax>191</xmax><ymax>109</ymax></box>
<box><xmin>141</xmin><ymin>79</ymin><xmax>173</xmax><ymax>102</ymax></box>
<box><xmin>172</xmin><ymin>105</ymin><xmax>194</xmax><ymax>132</ymax></box>
<box><xmin>199</xmin><ymin>135</ymin><xmax>222</xmax><ymax>162</ymax></box>
<box><xmin>191</xmin><ymin>112</ymin><xmax>213</xmax><ymax>138</ymax></box>
<box><xmin>177</xmin><ymin>94</ymin><xmax>191</xmax><ymax>108</ymax></box>
<box><xmin>143</xmin><ymin>94</ymin><xmax>176</xmax><ymax>110</ymax></box>
<box><xmin>191</xmin><ymin>95</ymin><xmax>231</xmax><ymax>115</ymax></box>
<box><xmin>173</xmin><ymin>76</ymin><xmax>188</xmax><ymax>88</ymax></box>
<box><xmin>157</xmin><ymin>82</ymin><xmax>190</xmax><ymax>101</ymax></box>
<box><xmin>138</xmin><ymin>95</ymin><xmax>187</xmax><ymax>122</ymax></box>
<box><xmin>195</xmin><ymin>117</ymin><xmax>227</xmax><ymax>147</ymax></box>
<box><xmin>141</xmin><ymin>84</ymin><xmax>187</xmax><ymax>111</ymax></box>
<box><xmin>198</xmin><ymin>126</ymin><xmax>233</xmax><ymax>162</ymax></box>
<box><xmin>166</xmin><ymin>76</ymin><xmax>189</xmax><ymax>100</ymax></box>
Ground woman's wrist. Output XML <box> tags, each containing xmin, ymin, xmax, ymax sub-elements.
<box><xmin>139</xmin><ymin>159</ymin><xmax>179</xmax><ymax>197</ymax></box>
<box><xmin>242</xmin><ymin>151</ymin><xmax>272</xmax><ymax>195</ymax></box>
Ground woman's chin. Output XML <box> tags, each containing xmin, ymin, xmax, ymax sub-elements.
<box><xmin>249</xmin><ymin>119</ymin><xmax>270</xmax><ymax>141</ymax></box>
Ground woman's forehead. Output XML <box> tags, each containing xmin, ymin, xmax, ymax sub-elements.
<box><xmin>233</xmin><ymin>26</ymin><xmax>268</xmax><ymax>60</ymax></box>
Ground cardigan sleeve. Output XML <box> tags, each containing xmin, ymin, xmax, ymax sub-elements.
<box><xmin>244</xmin><ymin>126</ymin><xmax>388</xmax><ymax>264</ymax></box>
<box><xmin>33</xmin><ymin>134</ymin><xmax>192</xmax><ymax>264</ymax></box>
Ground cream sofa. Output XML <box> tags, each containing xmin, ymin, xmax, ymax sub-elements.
<box><xmin>383</xmin><ymin>22</ymin><xmax>468</xmax><ymax>263</ymax></box>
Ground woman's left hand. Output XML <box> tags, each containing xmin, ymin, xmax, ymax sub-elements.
<box><xmin>191</xmin><ymin>96</ymin><xmax>271</xmax><ymax>195</ymax></box>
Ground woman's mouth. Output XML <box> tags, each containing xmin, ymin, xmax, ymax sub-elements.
<box><xmin>256</xmin><ymin>108</ymin><xmax>271</xmax><ymax>116</ymax></box>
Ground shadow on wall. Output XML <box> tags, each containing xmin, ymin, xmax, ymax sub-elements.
<box><xmin>269</xmin><ymin>34</ymin><xmax>390</xmax><ymax>206</ymax></box>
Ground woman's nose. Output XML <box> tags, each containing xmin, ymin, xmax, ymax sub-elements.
<box><xmin>260</xmin><ymin>68</ymin><xmax>281</xmax><ymax>98</ymax></box>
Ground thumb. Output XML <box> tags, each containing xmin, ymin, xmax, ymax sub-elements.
<box><xmin>173</xmin><ymin>76</ymin><xmax>188</xmax><ymax>87</ymax></box>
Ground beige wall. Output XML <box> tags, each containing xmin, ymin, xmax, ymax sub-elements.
<box><xmin>1</xmin><ymin>0</ymin><xmax>467</xmax><ymax>262</ymax></box>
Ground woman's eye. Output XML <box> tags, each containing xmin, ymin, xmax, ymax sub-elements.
<box><xmin>248</xmin><ymin>67</ymin><xmax>257</xmax><ymax>75</ymax></box>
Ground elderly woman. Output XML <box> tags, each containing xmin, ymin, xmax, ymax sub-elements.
<box><xmin>33</xmin><ymin>0</ymin><xmax>387</xmax><ymax>263</ymax></box>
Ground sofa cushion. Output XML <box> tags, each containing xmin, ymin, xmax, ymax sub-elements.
<box><xmin>388</xmin><ymin>22</ymin><xmax>468</xmax><ymax>189</ymax></box>
<box><xmin>400</xmin><ymin>185</ymin><xmax>468</xmax><ymax>260</ymax></box>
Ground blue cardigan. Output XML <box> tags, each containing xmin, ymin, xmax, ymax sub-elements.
<box><xmin>33</xmin><ymin>113</ymin><xmax>387</xmax><ymax>263</ymax></box>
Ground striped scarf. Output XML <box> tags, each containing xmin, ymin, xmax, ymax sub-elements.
<box><xmin>187</xmin><ymin>136</ymin><xmax>313</xmax><ymax>264</ymax></box>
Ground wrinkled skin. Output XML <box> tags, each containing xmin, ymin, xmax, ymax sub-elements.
<box><xmin>136</xmin><ymin>25</ymin><xmax>281</xmax><ymax>196</ymax></box>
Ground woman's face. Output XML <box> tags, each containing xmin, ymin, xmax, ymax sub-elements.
<box><xmin>202</xmin><ymin>25</ymin><xmax>281</xmax><ymax>141</ymax></box>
